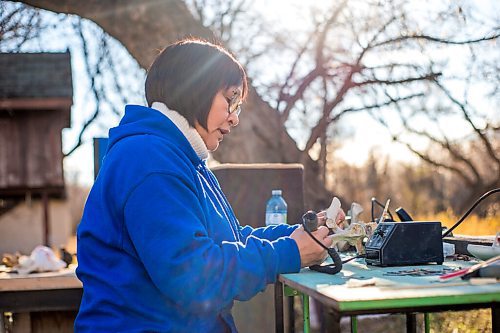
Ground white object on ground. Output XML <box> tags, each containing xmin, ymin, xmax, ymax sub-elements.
<box><xmin>15</xmin><ymin>245</ymin><xmax>66</xmax><ymax>275</ymax></box>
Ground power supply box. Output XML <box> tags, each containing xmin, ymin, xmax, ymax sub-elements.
<box><xmin>365</xmin><ymin>221</ymin><xmax>444</xmax><ymax>266</ymax></box>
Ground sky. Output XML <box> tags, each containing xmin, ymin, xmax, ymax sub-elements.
<box><xmin>4</xmin><ymin>0</ymin><xmax>498</xmax><ymax>187</ymax></box>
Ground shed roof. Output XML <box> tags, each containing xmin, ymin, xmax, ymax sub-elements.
<box><xmin>0</xmin><ymin>51</ymin><xmax>73</xmax><ymax>99</ymax></box>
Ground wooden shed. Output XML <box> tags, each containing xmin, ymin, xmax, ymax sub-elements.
<box><xmin>0</xmin><ymin>52</ymin><xmax>73</xmax><ymax>245</ymax></box>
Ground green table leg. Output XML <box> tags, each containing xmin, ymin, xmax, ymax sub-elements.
<box><xmin>424</xmin><ymin>313</ymin><xmax>430</xmax><ymax>333</ymax></box>
<box><xmin>283</xmin><ymin>286</ymin><xmax>302</xmax><ymax>333</ymax></box>
<box><xmin>303</xmin><ymin>294</ymin><xmax>310</xmax><ymax>333</ymax></box>
<box><xmin>351</xmin><ymin>315</ymin><xmax>358</xmax><ymax>333</ymax></box>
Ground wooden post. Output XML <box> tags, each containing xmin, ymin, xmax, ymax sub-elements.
<box><xmin>42</xmin><ymin>191</ymin><xmax>50</xmax><ymax>247</ymax></box>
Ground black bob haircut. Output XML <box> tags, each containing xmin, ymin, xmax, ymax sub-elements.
<box><xmin>145</xmin><ymin>38</ymin><xmax>248</xmax><ymax>129</ymax></box>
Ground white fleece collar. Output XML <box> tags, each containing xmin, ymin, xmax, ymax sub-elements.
<box><xmin>151</xmin><ymin>102</ymin><xmax>209</xmax><ymax>160</ymax></box>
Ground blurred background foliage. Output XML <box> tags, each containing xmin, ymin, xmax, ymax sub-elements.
<box><xmin>1</xmin><ymin>0</ymin><xmax>498</xmax><ymax>231</ymax></box>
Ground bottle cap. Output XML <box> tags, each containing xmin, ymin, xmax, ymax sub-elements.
<box><xmin>272</xmin><ymin>189</ymin><xmax>282</xmax><ymax>195</ymax></box>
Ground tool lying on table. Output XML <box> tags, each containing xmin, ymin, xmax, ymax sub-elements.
<box><xmin>385</xmin><ymin>268</ymin><xmax>456</xmax><ymax>277</ymax></box>
<box><xmin>439</xmin><ymin>255</ymin><xmax>500</xmax><ymax>281</ymax></box>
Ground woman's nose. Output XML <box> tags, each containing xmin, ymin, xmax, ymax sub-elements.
<box><xmin>228</xmin><ymin>111</ymin><xmax>239</xmax><ymax>127</ymax></box>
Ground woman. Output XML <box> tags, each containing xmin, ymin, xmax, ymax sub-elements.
<box><xmin>75</xmin><ymin>38</ymin><xmax>337</xmax><ymax>332</ymax></box>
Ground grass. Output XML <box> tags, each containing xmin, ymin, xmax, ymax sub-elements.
<box><xmin>429</xmin><ymin>309</ymin><xmax>493</xmax><ymax>333</ymax></box>
<box><xmin>300</xmin><ymin>304</ymin><xmax>493</xmax><ymax>333</ymax></box>
<box><xmin>416</xmin><ymin>211</ymin><xmax>499</xmax><ymax>236</ymax></box>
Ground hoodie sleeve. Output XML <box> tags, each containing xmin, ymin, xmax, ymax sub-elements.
<box><xmin>123</xmin><ymin>172</ymin><xmax>301</xmax><ymax>314</ymax></box>
<box><xmin>239</xmin><ymin>224</ymin><xmax>300</xmax><ymax>243</ymax></box>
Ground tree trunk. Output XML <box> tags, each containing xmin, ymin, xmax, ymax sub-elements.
<box><xmin>17</xmin><ymin>0</ymin><xmax>333</xmax><ymax>209</ymax></box>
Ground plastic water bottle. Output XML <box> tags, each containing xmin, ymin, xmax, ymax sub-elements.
<box><xmin>265</xmin><ymin>189</ymin><xmax>288</xmax><ymax>226</ymax></box>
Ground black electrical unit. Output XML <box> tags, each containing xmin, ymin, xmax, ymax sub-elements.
<box><xmin>365</xmin><ymin>221</ymin><xmax>444</xmax><ymax>266</ymax></box>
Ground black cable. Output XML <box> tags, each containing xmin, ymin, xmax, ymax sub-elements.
<box><xmin>303</xmin><ymin>222</ymin><xmax>363</xmax><ymax>269</ymax></box>
<box><xmin>301</xmin><ymin>211</ymin><xmax>369</xmax><ymax>273</ymax></box>
<box><xmin>442</xmin><ymin>188</ymin><xmax>500</xmax><ymax>238</ymax></box>
<box><xmin>302</xmin><ymin>211</ymin><xmax>343</xmax><ymax>275</ymax></box>
<box><xmin>309</xmin><ymin>250</ymin><xmax>343</xmax><ymax>274</ymax></box>
<box><xmin>302</xmin><ymin>222</ymin><xmax>330</xmax><ymax>250</ymax></box>
<box><xmin>342</xmin><ymin>254</ymin><xmax>365</xmax><ymax>264</ymax></box>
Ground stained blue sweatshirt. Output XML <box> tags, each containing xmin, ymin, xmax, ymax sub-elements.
<box><xmin>75</xmin><ymin>105</ymin><xmax>301</xmax><ymax>332</ymax></box>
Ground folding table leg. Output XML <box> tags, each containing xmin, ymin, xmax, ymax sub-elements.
<box><xmin>350</xmin><ymin>316</ymin><xmax>358</xmax><ymax>333</ymax></box>
<box><xmin>275</xmin><ymin>281</ymin><xmax>284</xmax><ymax>333</ymax></box>
<box><xmin>288</xmin><ymin>297</ymin><xmax>295</xmax><ymax>333</ymax></box>
<box><xmin>406</xmin><ymin>313</ymin><xmax>417</xmax><ymax>333</ymax></box>
<box><xmin>493</xmin><ymin>303</ymin><xmax>499</xmax><ymax>333</ymax></box>
<box><xmin>302</xmin><ymin>294</ymin><xmax>310</xmax><ymax>333</ymax></box>
<box><xmin>0</xmin><ymin>313</ymin><xmax>5</xmax><ymax>333</ymax></box>
<box><xmin>282</xmin><ymin>285</ymin><xmax>302</xmax><ymax>333</ymax></box>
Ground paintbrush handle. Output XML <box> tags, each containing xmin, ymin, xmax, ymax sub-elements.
<box><xmin>439</xmin><ymin>255</ymin><xmax>500</xmax><ymax>280</ymax></box>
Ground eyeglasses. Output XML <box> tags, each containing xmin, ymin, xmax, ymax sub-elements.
<box><xmin>226</xmin><ymin>89</ymin><xmax>242</xmax><ymax>116</ymax></box>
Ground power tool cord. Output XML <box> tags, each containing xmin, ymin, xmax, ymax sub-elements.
<box><xmin>302</xmin><ymin>211</ymin><xmax>346</xmax><ymax>274</ymax></box>
<box><xmin>442</xmin><ymin>188</ymin><xmax>500</xmax><ymax>238</ymax></box>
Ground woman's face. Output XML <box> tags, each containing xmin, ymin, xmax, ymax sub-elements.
<box><xmin>195</xmin><ymin>85</ymin><xmax>242</xmax><ymax>151</ymax></box>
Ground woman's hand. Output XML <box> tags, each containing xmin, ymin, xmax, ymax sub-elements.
<box><xmin>290</xmin><ymin>225</ymin><xmax>333</xmax><ymax>267</ymax></box>
<box><xmin>317</xmin><ymin>209</ymin><xmax>346</xmax><ymax>229</ymax></box>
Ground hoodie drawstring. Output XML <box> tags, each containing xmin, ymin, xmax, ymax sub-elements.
<box><xmin>197</xmin><ymin>162</ymin><xmax>241</xmax><ymax>243</ymax></box>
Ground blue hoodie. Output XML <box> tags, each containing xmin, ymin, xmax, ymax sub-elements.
<box><xmin>75</xmin><ymin>105</ymin><xmax>301</xmax><ymax>332</ymax></box>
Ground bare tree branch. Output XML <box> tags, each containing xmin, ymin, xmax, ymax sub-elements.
<box><xmin>64</xmin><ymin>19</ymin><xmax>104</xmax><ymax>157</ymax></box>
<box><xmin>372</xmin><ymin>30</ymin><xmax>500</xmax><ymax>48</ymax></box>
<box><xmin>334</xmin><ymin>92</ymin><xmax>424</xmax><ymax>118</ymax></box>
<box><xmin>434</xmin><ymin>79</ymin><xmax>500</xmax><ymax>166</ymax></box>
<box><xmin>276</xmin><ymin>29</ymin><xmax>317</xmax><ymax>120</ymax></box>
<box><xmin>398</xmin><ymin>112</ymin><xmax>482</xmax><ymax>183</ymax></box>
<box><xmin>354</xmin><ymin>72</ymin><xmax>442</xmax><ymax>87</ymax></box>
<box><xmin>398</xmin><ymin>137</ymin><xmax>476</xmax><ymax>187</ymax></box>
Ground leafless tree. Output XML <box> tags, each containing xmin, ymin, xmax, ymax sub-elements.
<box><xmin>0</xmin><ymin>2</ymin><xmax>43</xmax><ymax>51</ymax></box>
<box><xmin>7</xmin><ymin>0</ymin><xmax>500</xmax><ymax>211</ymax></box>
<box><xmin>1</xmin><ymin>5</ymin><xmax>145</xmax><ymax>158</ymax></box>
